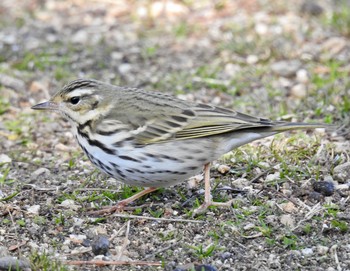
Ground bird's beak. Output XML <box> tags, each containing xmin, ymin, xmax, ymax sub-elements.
<box><xmin>31</xmin><ymin>101</ymin><xmax>59</xmax><ymax>110</ymax></box>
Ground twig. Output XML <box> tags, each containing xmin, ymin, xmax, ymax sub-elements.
<box><xmin>65</xmin><ymin>260</ymin><xmax>162</xmax><ymax>266</ymax></box>
<box><xmin>110</xmin><ymin>213</ymin><xmax>204</xmax><ymax>223</ymax></box>
<box><xmin>22</xmin><ymin>184</ymin><xmax>58</xmax><ymax>191</ymax></box>
<box><xmin>116</xmin><ymin>220</ymin><xmax>130</xmax><ymax>260</ymax></box>
<box><xmin>241</xmin><ymin>232</ymin><xmax>263</xmax><ymax>239</ymax></box>
<box><xmin>74</xmin><ymin>188</ymin><xmax>122</xmax><ymax>193</ymax></box>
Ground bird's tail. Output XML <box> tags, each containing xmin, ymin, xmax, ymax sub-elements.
<box><xmin>271</xmin><ymin>122</ymin><xmax>333</xmax><ymax>132</ymax></box>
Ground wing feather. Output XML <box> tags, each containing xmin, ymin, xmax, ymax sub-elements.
<box><xmin>134</xmin><ymin>103</ymin><xmax>276</xmax><ymax>144</ymax></box>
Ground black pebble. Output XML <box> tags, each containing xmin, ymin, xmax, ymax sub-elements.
<box><xmin>91</xmin><ymin>235</ymin><xmax>110</xmax><ymax>256</ymax></box>
<box><xmin>313</xmin><ymin>181</ymin><xmax>335</xmax><ymax>196</ymax></box>
<box><xmin>82</xmin><ymin>238</ymin><xmax>91</xmax><ymax>247</ymax></box>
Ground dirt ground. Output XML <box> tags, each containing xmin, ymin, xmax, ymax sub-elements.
<box><xmin>1</xmin><ymin>0</ymin><xmax>350</xmax><ymax>270</ymax></box>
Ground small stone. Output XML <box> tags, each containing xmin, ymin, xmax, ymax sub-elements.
<box><xmin>333</xmin><ymin>162</ymin><xmax>350</xmax><ymax>182</ymax></box>
<box><xmin>60</xmin><ymin>199</ymin><xmax>81</xmax><ymax>211</ymax></box>
<box><xmin>290</xmin><ymin>84</ymin><xmax>307</xmax><ymax>99</ymax></box>
<box><xmin>243</xmin><ymin>223</ymin><xmax>255</xmax><ymax>230</ymax></box>
<box><xmin>27</xmin><ymin>205</ymin><xmax>40</xmax><ymax>215</ymax></box>
<box><xmin>246</xmin><ymin>55</ymin><xmax>259</xmax><ymax>64</ymax></box>
<box><xmin>265</xmin><ymin>172</ymin><xmax>280</xmax><ymax>182</ymax></box>
<box><xmin>82</xmin><ymin>239</ymin><xmax>91</xmax><ymax>247</ymax></box>
<box><xmin>69</xmin><ymin>234</ymin><xmax>87</xmax><ymax>243</ymax></box>
<box><xmin>300</xmin><ymin>1</ymin><xmax>323</xmax><ymax>16</ymax></box>
<box><xmin>296</xmin><ymin>69</ymin><xmax>309</xmax><ymax>83</ymax></box>
<box><xmin>31</xmin><ymin>167</ymin><xmax>50</xmax><ymax>179</ymax></box>
<box><xmin>301</xmin><ymin>247</ymin><xmax>314</xmax><ymax>256</ymax></box>
<box><xmin>281</xmin><ymin>202</ymin><xmax>297</xmax><ymax>213</ymax></box>
<box><xmin>220</xmin><ymin>251</ymin><xmax>232</xmax><ymax>260</ymax></box>
<box><xmin>231</xmin><ymin>178</ymin><xmax>249</xmax><ymax>188</ymax></box>
<box><xmin>255</xmin><ymin>23</ymin><xmax>268</xmax><ymax>35</ymax></box>
<box><xmin>91</xmin><ymin>235</ymin><xmax>110</xmax><ymax>256</ymax></box>
<box><xmin>280</xmin><ymin>214</ymin><xmax>295</xmax><ymax>228</ymax></box>
<box><xmin>187</xmin><ymin>174</ymin><xmax>203</xmax><ymax>189</ymax></box>
<box><xmin>317</xmin><ymin>245</ymin><xmax>329</xmax><ymax>255</ymax></box>
<box><xmin>312</xmin><ymin>181</ymin><xmax>335</xmax><ymax>196</ymax></box>
<box><xmin>55</xmin><ymin>143</ymin><xmax>71</xmax><ymax>152</ymax></box>
<box><xmin>118</xmin><ymin>63</ymin><xmax>132</xmax><ymax>75</ymax></box>
<box><xmin>224</xmin><ymin>63</ymin><xmax>241</xmax><ymax>77</ymax></box>
<box><xmin>271</xmin><ymin>60</ymin><xmax>302</xmax><ymax>77</ymax></box>
<box><xmin>217</xmin><ymin>164</ymin><xmax>230</xmax><ymax>174</ymax></box>
<box><xmin>0</xmin><ymin>154</ymin><xmax>11</xmax><ymax>164</ymax></box>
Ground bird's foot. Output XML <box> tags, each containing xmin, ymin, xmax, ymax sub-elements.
<box><xmin>87</xmin><ymin>200</ymin><xmax>129</xmax><ymax>215</ymax></box>
<box><xmin>193</xmin><ymin>199</ymin><xmax>235</xmax><ymax>215</ymax></box>
<box><xmin>88</xmin><ymin>187</ymin><xmax>158</xmax><ymax>216</ymax></box>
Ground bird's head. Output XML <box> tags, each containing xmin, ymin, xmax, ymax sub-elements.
<box><xmin>32</xmin><ymin>79</ymin><xmax>114</xmax><ymax>126</ymax></box>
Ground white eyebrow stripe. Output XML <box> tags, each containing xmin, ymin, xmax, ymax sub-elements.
<box><xmin>66</xmin><ymin>88</ymin><xmax>94</xmax><ymax>97</ymax></box>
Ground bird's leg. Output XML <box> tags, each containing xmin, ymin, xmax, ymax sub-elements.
<box><xmin>193</xmin><ymin>163</ymin><xmax>234</xmax><ymax>215</ymax></box>
<box><xmin>89</xmin><ymin>187</ymin><xmax>158</xmax><ymax>215</ymax></box>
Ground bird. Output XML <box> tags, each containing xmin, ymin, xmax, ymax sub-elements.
<box><xmin>32</xmin><ymin>78</ymin><xmax>326</xmax><ymax>214</ymax></box>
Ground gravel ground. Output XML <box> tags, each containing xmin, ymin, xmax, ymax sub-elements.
<box><xmin>1</xmin><ymin>0</ymin><xmax>350</xmax><ymax>270</ymax></box>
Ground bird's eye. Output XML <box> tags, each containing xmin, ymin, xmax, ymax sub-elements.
<box><xmin>70</xmin><ymin>97</ymin><xmax>80</xmax><ymax>105</ymax></box>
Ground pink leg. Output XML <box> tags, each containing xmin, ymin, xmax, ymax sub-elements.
<box><xmin>89</xmin><ymin>187</ymin><xmax>158</xmax><ymax>215</ymax></box>
<box><xmin>193</xmin><ymin>163</ymin><xmax>234</xmax><ymax>215</ymax></box>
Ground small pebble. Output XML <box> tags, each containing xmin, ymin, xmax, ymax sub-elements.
<box><xmin>60</xmin><ymin>199</ymin><xmax>81</xmax><ymax>211</ymax></box>
<box><xmin>280</xmin><ymin>214</ymin><xmax>295</xmax><ymax>228</ymax></box>
<box><xmin>296</xmin><ymin>69</ymin><xmax>309</xmax><ymax>83</ymax></box>
<box><xmin>118</xmin><ymin>63</ymin><xmax>132</xmax><ymax>75</ymax></box>
<box><xmin>220</xmin><ymin>251</ymin><xmax>232</xmax><ymax>260</ymax></box>
<box><xmin>301</xmin><ymin>248</ymin><xmax>314</xmax><ymax>256</ymax></box>
<box><xmin>290</xmin><ymin>84</ymin><xmax>307</xmax><ymax>99</ymax></box>
<box><xmin>0</xmin><ymin>154</ymin><xmax>11</xmax><ymax>164</ymax></box>
<box><xmin>217</xmin><ymin>164</ymin><xmax>230</xmax><ymax>174</ymax></box>
<box><xmin>91</xmin><ymin>235</ymin><xmax>110</xmax><ymax>256</ymax></box>
<box><xmin>300</xmin><ymin>1</ymin><xmax>323</xmax><ymax>16</ymax></box>
<box><xmin>317</xmin><ymin>245</ymin><xmax>329</xmax><ymax>255</ymax></box>
<box><xmin>246</xmin><ymin>55</ymin><xmax>259</xmax><ymax>64</ymax></box>
<box><xmin>27</xmin><ymin>205</ymin><xmax>40</xmax><ymax>215</ymax></box>
<box><xmin>312</xmin><ymin>181</ymin><xmax>335</xmax><ymax>196</ymax></box>
<box><xmin>281</xmin><ymin>202</ymin><xmax>297</xmax><ymax>213</ymax></box>
<box><xmin>333</xmin><ymin>162</ymin><xmax>350</xmax><ymax>183</ymax></box>
<box><xmin>82</xmin><ymin>239</ymin><xmax>91</xmax><ymax>247</ymax></box>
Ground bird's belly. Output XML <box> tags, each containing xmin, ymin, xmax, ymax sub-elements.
<box><xmin>77</xmin><ymin>138</ymin><xmax>212</xmax><ymax>187</ymax></box>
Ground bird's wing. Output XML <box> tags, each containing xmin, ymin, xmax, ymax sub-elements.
<box><xmin>134</xmin><ymin>103</ymin><xmax>276</xmax><ymax>144</ymax></box>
